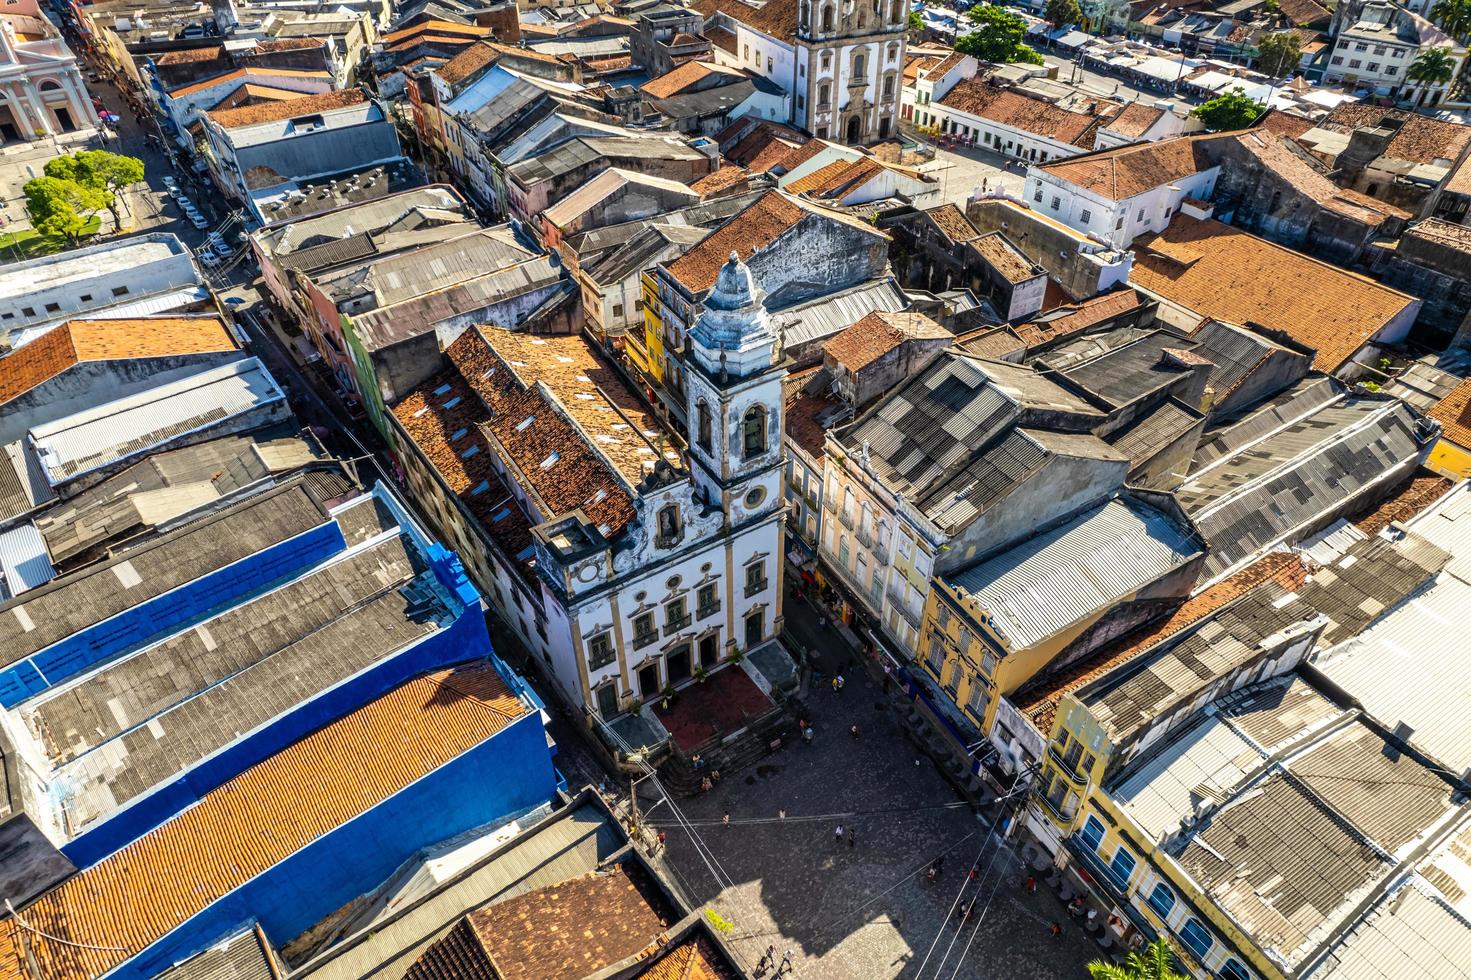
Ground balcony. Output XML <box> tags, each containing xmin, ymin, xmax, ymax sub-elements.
<box><xmin>873</xmin><ymin>540</ymin><xmax>889</xmax><ymax>564</ymax></box>
<box><xmin>697</xmin><ymin>602</ymin><xmax>721</xmax><ymax>620</ymax></box>
<box><xmin>664</xmin><ymin>612</ymin><xmax>691</xmax><ymax>635</ymax></box>
<box><xmin>1049</xmin><ymin>744</ymin><xmax>1089</xmax><ymax>786</ymax></box>
<box><xmin>838</xmin><ymin>509</ymin><xmax>855</xmax><ymax>530</ymax></box>
<box><xmin>1066</xmin><ymin>835</ymin><xmax>1134</xmax><ymax>901</ymax></box>
<box><xmin>822</xmin><ymin>491</ymin><xmax>837</xmax><ymax>513</ymax></box>
<box><xmin>1034</xmin><ymin>786</ymin><xmax>1078</xmax><ymax>825</ymax></box>
<box><xmin>856</xmin><ymin>527</ymin><xmax>873</xmax><ymax>549</ymax></box>
<box><xmin>744</xmin><ymin>579</ymin><xmax>768</xmax><ymax>598</ymax></box>
<box><xmin>633</xmin><ymin>629</ymin><xmax>658</xmax><ymax>651</ymax></box>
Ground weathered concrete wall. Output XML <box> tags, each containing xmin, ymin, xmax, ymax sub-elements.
<box><xmin>965</xmin><ymin>200</ymin><xmax>1116</xmax><ymax>301</ymax></box>
<box><xmin>749</xmin><ymin>215</ymin><xmax>890</xmax><ymax>310</ymax></box>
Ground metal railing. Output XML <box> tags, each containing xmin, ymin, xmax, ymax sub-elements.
<box><xmin>664</xmin><ymin>612</ymin><xmax>691</xmax><ymax>634</ymax></box>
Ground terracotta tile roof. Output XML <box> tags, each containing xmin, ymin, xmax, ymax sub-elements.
<box><xmin>1254</xmin><ymin>109</ymin><xmax>1315</xmax><ymax>140</ymax></box>
<box><xmin>694</xmin><ymin>0</ymin><xmax>798</xmax><ymax>42</ymax></box>
<box><xmin>690</xmin><ymin>164</ymin><xmax>749</xmax><ymax>195</ymax></box>
<box><xmin>584</xmin><ymin>54</ymin><xmax>634</xmax><ymax>71</ymax></box>
<box><xmin>923</xmin><ymin>202</ymin><xmax>981</xmax><ymax>243</ymax></box>
<box><xmin>382</xmin><ymin>19</ymin><xmax>489</xmax><ymax>43</ymax></box>
<box><xmin>929</xmin><ymin>51</ymin><xmax>968</xmax><ymax>79</ymax></box>
<box><xmin>257</xmin><ymin>37</ymin><xmax>327</xmax><ymax>51</ymax></box>
<box><xmin>407</xmin><ymin>863</ymin><xmax>675</xmax><ymax>980</ymax></box>
<box><xmin>955</xmin><ymin>325</ymin><xmax>1024</xmax><ymax>360</ymax></box>
<box><xmin>206</xmin><ymin>87</ymin><xmax>366</xmax><ymax>129</ymax></box>
<box><xmin>634</xmin><ymin>936</ymin><xmax>740</xmax><ymax>980</ymax></box>
<box><xmin>939</xmin><ymin>78</ymin><xmax>1110</xmax><ymax>148</ymax></box>
<box><xmin>640</xmin><ymin>60</ymin><xmax>737</xmax><ymax>99</ymax></box>
<box><xmin>783</xmin><ymin>367</ymin><xmax>836</xmax><ymax>460</ymax></box>
<box><xmin>1013</xmin><ymin>289</ymin><xmax>1141</xmax><ymax>350</ymax></box>
<box><xmin>1013</xmin><ymin>552</ymin><xmax>1306</xmax><ymax>733</ymax></box>
<box><xmin>970</xmin><ymin>232</ymin><xmax>1037</xmax><ymax>283</ymax></box>
<box><xmin>1131</xmin><ymin>215</ymin><xmax>1418</xmax><ymax>373</ymax></box>
<box><xmin>1233</xmin><ymin>132</ymin><xmax>1408</xmax><ymax>225</ymax></box>
<box><xmin>393</xmin><ymin>370</ymin><xmax>537</xmax><ymax>581</ymax></box>
<box><xmin>784</xmin><ymin>158</ymin><xmax>851</xmax><ymax>194</ymax></box>
<box><xmin>903</xmin><ymin>53</ymin><xmax>943</xmax><ymax>83</ymax></box>
<box><xmin>823</xmin><ymin>310</ymin><xmax>940</xmax><ymax>372</ymax></box>
<box><xmin>441</xmin><ymin>329</ymin><xmax>677</xmax><ymax>538</ymax></box>
<box><xmin>1351</xmin><ymin>473</ymin><xmax>1453</xmax><ymax>535</ymax></box>
<box><xmin>1102</xmin><ymin>101</ymin><xmax>1165</xmax><ymax>139</ymax></box>
<box><xmin>664</xmin><ymin>190</ymin><xmax>804</xmax><ymax>292</ymax></box>
<box><xmin>1429</xmin><ymin>376</ymin><xmax>1471</xmax><ymax>452</ymax></box>
<box><xmin>170</xmin><ymin>66</ymin><xmax>331</xmax><ymax>97</ymax></box>
<box><xmin>1039</xmin><ymin>131</ymin><xmax>1231</xmax><ymax>201</ymax></box>
<box><xmin>488</xmin><ymin>41</ymin><xmax>566</xmax><ymax>64</ymax></box>
<box><xmin>0</xmin><ymin>665</ymin><xmax>525</xmax><ymax>980</ymax></box>
<box><xmin>1321</xmin><ymin>104</ymin><xmax>1471</xmax><ymax>165</ymax></box>
<box><xmin>435</xmin><ymin>39</ymin><xmax>498</xmax><ymax>86</ymax></box>
<box><xmin>706</xmin><ymin>25</ymin><xmax>737</xmax><ymax>53</ymax></box>
<box><xmin>0</xmin><ymin>316</ymin><xmax>237</xmax><ymax>406</ymax></box>
<box><xmin>1277</xmin><ymin>0</ymin><xmax>1330</xmax><ymax>24</ymax></box>
<box><xmin>212</xmin><ymin>82</ymin><xmax>316</xmax><ymax>110</ymax></box>
<box><xmin>808</xmin><ymin>158</ymin><xmax>883</xmax><ymax>199</ymax></box>
<box><xmin>155</xmin><ymin>44</ymin><xmax>225</xmax><ymax>65</ymax></box>
<box><xmin>724</xmin><ymin>121</ymin><xmax>806</xmax><ymax>169</ymax></box>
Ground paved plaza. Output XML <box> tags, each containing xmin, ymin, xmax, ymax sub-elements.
<box><xmin>644</xmin><ymin>591</ymin><xmax>1101</xmax><ymax>980</ymax></box>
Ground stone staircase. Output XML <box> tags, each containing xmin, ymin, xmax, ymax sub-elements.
<box><xmin>658</xmin><ymin>708</ymin><xmax>796</xmax><ymax>797</ymax></box>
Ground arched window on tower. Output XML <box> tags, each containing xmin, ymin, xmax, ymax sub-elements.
<box><xmin>742</xmin><ymin>404</ymin><xmax>768</xmax><ymax>458</ymax></box>
<box><xmin>821</xmin><ymin>49</ymin><xmax>833</xmax><ymax>71</ymax></box>
<box><xmin>656</xmin><ymin>504</ymin><xmax>683</xmax><ymax>547</ymax></box>
<box><xmin>697</xmin><ymin>400</ymin><xmax>713</xmax><ymax>452</ymax></box>
<box><xmin>821</xmin><ymin>3</ymin><xmax>834</xmax><ymax>30</ymax></box>
<box><xmin>890</xmin><ymin>0</ymin><xmax>902</xmax><ymax>21</ymax></box>
<box><xmin>854</xmin><ymin>52</ymin><xmax>867</xmax><ymax>76</ymax></box>
<box><xmin>817</xmin><ymin>81</ymin><xmax>831</xmax><ymax>106</ymax></box>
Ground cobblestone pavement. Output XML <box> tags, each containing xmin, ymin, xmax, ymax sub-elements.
<box><xmin>647</xmin><ymin>589</ymin><xmax>1100</xmax><ymax>980</ymax></box>
<box><xmin>915</xmin><ymin>141</ymin><xmax>1027</xmax><ymax>209</ymax></box>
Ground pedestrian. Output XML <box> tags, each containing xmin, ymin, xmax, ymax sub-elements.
<box><xmin>803</xmin><ymin>725</ymin><xmax>814</xmax><ymax>744</ymax></box>
<box><xmin>968</xmin><ymin>862</ymin><xmax>979</xmax><ymax>882</ymax></box>
<box><xmin>711</xmin><ymin>769</ymin><xmax>721</xmax><ymax>784</ymax></box>
<box><xmin>1050</xmin><ymin>921</ymin><xmax>1064</xmax><ymax>939</ymax></box>
<box><xmin>723</xmin><ymin>811</ymin><xmax>731</xmax><ymax>829</ymax></box>
<box><xmin>850</xmin><ymin>723</ymin><xmax>860</xmax><ymax>739</ymax></box>
<box><xmin>926</xmin><ymin>863</ymin><xmax>938</xmax><ymax>883</ymax></box>
<box><xmin>758</xmin><ymin>944</ymin><xmax>775</xmax><ymax>974</ymax></box>
<box><xmin>1024</xmin><ymin>874</ymin><xmax>1036</xmax><ymax>893</ymax></box>
<box><xmin>779</xmin><ymin>808</ymin><xmax>787</xmax><ymax>820</ymax></box>
<box><xmin>692</xmin><ymin>753</ymin><xmax>703</xmax><ymax>770</ymax></box>
<box><xmin>657</xmin><ymin>830</ymin><xmax>667</xmax><ymax>851</ymax></box>
<box><xmin>835</xmin><ymin>673</ymin><xmax>845</xmax><ymax>691</ymax></box>
<box><xmin>835</xmin><ymin>824</ymin><xmax>845</xmax><ymax>846</ymax></box>
<box><xmin>701</xmin><ymin>776</ymin><xmax>712</xmax><ymax>793</ymax></box>
<box><xmin>778</xmin><ymin>950</ymin><xmax>793</xmax><ymax>977</ymax></box>
<box><xmin>848</xmin><ymin>827</ymin><xmax>856</xmax><ymax>848</ymax></box>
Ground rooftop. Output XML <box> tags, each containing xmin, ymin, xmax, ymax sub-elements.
<box><xmin>1320</xmin><ymin>102</ymin><xmax>1471</xmax><ymax>166</ymax></box>
<box><xmin>206</xmin><ymin>87</ymin><xmax>368</xmax><ymax>130</ymax></box>
<box><xmin>693</xmin><ymin>0</ymin><xmax>799</xmax><ymax>42</ymax></box>
<box><xmin>640</xmin><ymin>59</ymin><xmax>744</xmax><ymax>99</ymax></box>
<box><xmin>1039</xmin><ymin>131</ymin><xmax>1228</xmax><ymax>201</ymax></box>
<box><xmin>783</xmin><ymin>367</ymin><xmax>847</xmax><ymax>460</ymax></box>
<box><xmin>939</xmin><ymin>78</ymin><xmax>1112</xmax><ymax>148</ymax></box>
<box><xmin>664</xmin><ymin>190</ymin><xmax>804</xmax><ymax>292</ymax></box>
<box><xmin>970</xmin><ymin>232</ymin><xmax>1039</xmax><ymax>284</ymax></box>
<box><xmin>1101</xmin><ymin>101</ymin><xmax>1166</xmax><ymax>138</ymax></box>
<box><xmin>1129</xmin><ymin>215</ymin><xmax>1418</xmax><ymax>373</ymax></box>
<box><xmin>944</xmin><ymin>494</ymin><xmax>1200</xmax><ymax>654</ymax></box>
<box><xmin>541</xmin><ymin>167</ymin><xmax>698</xmax><ymax>231</ymax></box>
<box><xmin>1231</xmin><ymin>131</ymin><xmax>1409</xmax><ymax>226</ymax></box>
<box><xmin>0</xmin><ymin>316</ymin><xmax>237</xmax><ymax>406</ymax></box>
<box><xmin>0</xmin><ymin>664</ymin><xmax>525</xmax><ymax>980</ymax></box>
<box><xmin>0</xmin><ymin>234</ymin><xmax>190</xmax><ymax>304</ymax></box>
<box><xmin>1051</xmin><ymin>328</ymin><xmax>1199</xmax><ymax>409</ymax></box>
<box><xmin>1013</xmin><ymin>289</ymin><xmax>1142</xmax><ymax>352</ymax></box>
<box><xmin>924</xmin><ymin>202</ymin><xmax>982</xmax><ymax>244</ymax></box>
<box><xmin>823</xmin><ymin>310</ymin><xmax>949</xmax><ymax>373</ymax></box>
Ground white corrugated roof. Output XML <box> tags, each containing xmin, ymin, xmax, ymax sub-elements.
<box><xmin>945</xmin><ymin>495</ymin><xmax>1201</xmax><ymax>651</ymax></box>
<box><xmin>28</xmin><ymin>358</ymin><xmax>286</xmax><ymax>487</ymax></box>
<box><xmin>1115</xmin><ymin>714</ymin><xmax>1258</xmax><ymax>841</ymax></box>
<box><xmin>0</xmin><ymin>523</ymin><xmax>54</xmax><ymax>599</ymax></box>
<box><xmin>1310</xmin><ymin>882</ymin><xmax>1471</xmax><ymax>979</ymax></box>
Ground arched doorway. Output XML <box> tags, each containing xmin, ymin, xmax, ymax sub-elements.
<box><xmin>845</xmin><ymin>115</ymin><xmax>861</xmax><ymax>143</ymax></box>
<box><xmin>0</xmin><ymin>103</ymin><xmax>20</xmax><ymax>144</ymax></box>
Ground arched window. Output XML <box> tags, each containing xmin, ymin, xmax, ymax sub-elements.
<box><xmin>891</xmin><ymin>0</ymin><xmax>902</xmax><ymax>21</ymax></box>
<box><xmin>882</xmin><ymin>73</ymin><xmax>895</xmax><ymax>97</ymax></box>
<box><xmin>742</xmin><ymin>404</ymin><xmax>768</xmax><ymax>458</ymax></box>
<box><xmin>821</xmin><ymin>49</ymin><xmax>833</xmax><ymax>70</ymax></box>
<box><xmin>817</xmin><ymin>81</ymin><xmax>831</xmax><ymax>106</ymax></box>
<box><xmin>799</xmin><ymin>0</ymin><xmax>810</xmax><ymax>30</ymax></box>
<box><xmin>854</xmin><ymin>52</ymin><xmax>867</xmax><ymax>76</ymax></box>
<box><xmin>38</xmin><ymin>79</ymin><xmax>64</xmax><ymax>91</ymax></box>
<box><xmin>1218</xmin><ymin>960</ymin><xmax>1252</xmax><ymax>980</ymax></box>
<box><xmin>1179</xmin><ymin>919</ymin><xmax>1214</xmax><ymax>961</ymax></box>
<box><xmin>656</xmin><ymin>504</ymin><xmax>682</xmax><ymax>546</ymax></box>
<box><xmin>696</xmin><ymin>400</ymin><xmax>712</xmax><ymax>452</ymax></box>
<box><xmin>1146</xmin><ymin>883</ymin><xmax>1175</xmax><ymax>920</ymax></box>
<box><xmin>821</xmin><ymin>3</ymin><xmax>833</xmax><ymax>30</ymax></box>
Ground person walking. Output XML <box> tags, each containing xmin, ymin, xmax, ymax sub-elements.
<box><xmin>835</xmin><ymin>824</ymin><xmax>845</xmax><ymax>846</ymax></box>
<box><xmin>850</xmin><ymin>723</ymin><xmax>860</xmax><ymax>739</ymax></box>
<box><xmin>757</xmin><ymin>945</ymin><xmax>776</xmax><ymax>975</ymax></box>
<box><xmin>723</xmin><ymin>811</ymin><xmax>731</xmax><ymax>830</ymax></box>
<box><xmin>778</xmin><ymin>950</ymin><xmax>794</xmax><ymax>977</ymax></box>
<box><xmin>848</xmin><ymin>827</ymin><xmax>856</xmax><ymax>848</ymax></box>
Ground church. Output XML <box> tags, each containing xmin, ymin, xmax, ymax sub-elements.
<box><xmin>388</xmin><ymin>254</ymin><xmax>789</xmax><ymax>725</ymax></box>
<box><xmin>0</xmin><ymin>0</ymin><xmax>95</xmax><ymax>144</ymax></box>
<box><xmin>698</xmin><ymin>0</ymin><xmax>909</xmax><ymax>143</ymax></box>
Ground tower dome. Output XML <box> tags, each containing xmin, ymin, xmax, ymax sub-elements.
<box><xmin>689</xmin><ymin>252</ymin><xmax>778</xmax><ymax>380</ymax></box>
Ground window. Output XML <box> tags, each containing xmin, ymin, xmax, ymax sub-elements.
<box><xmin>665</xmin><ymin>596</ymin><xmax>689</xmax><ymax>632</ymax></box>
<box><xmin>612</xmin><ymin>303</ymin><xmax>623</xmax><ymax>318</ymax></box>
<box><xmin>111</xmin><ymin>286</ymin><xmax>129</xmax><ymax>297</ymax></box>
<box><xmin>21</xmin><ymin>306</ymin><xmax>34</xmax><ymax>317</ymax></box>
<box><xmin>1147</xmin><ymin>883</ymin><xmax>1175</xmax><ymax>920</ymax></box>
<box><xmin>1219</xmin><ymin>959</ymin><xmax>1252</xmax><ymax>980</ymax></box>
<box><xmin>936</xmin><ymin>604</ymin><xmax>951</xmax><ymax>630</ymax></box>
<box><xmin>43</xmin><ymin>302</ymin><xmax>60</xmax><ymax>313</ymax></box>
<box><xmin>854</xmin><ymin>52</ymin><xmax>866</xmax><ymax>75</ymax></box>
<box><xmin>821</xmin><ymin>3</ymin><xmax>833</xmax><ymax>30</ymax></box>
<box><xmin>697</xmin><ymin>582</ymin><xmax>719</xmax><ymax>616</ymax></box>
<box><xmin>956</xmin><ymin>626</ymin><xmax>973</xmax><ymax>654</ymax></box>
<box><xmin>744</xmin><ymin>43</ymin><xmax>750</xmax><ymax>60</ymax></box>
<box><xmin>1179</xmin><ymin>919</ymin><xmax>1213</xmax><ymax>960</ymax></box>
<box><xmin>1051</xmin><ymin>196</ymin><xmax>1061</xmax><ymax>210</ymax></box>
<box><xmin>745</xmin><ymin>560</ymin><xmax>767</xmax><ymax>596</ymax></box>
<box><xmin>1373</xmin><ymin>44</ymin><xmax>1385</xmax><ymax>55</ymax></box>
<box><xmin>797</xmin><ymin>93</ymin><xmax>805</xmax><ymax>109</ymax></box>
<box><xmin>965</xmin><ymin>678</ymin><xmax>988</xmax><ymax>717</ymax></box>
<box><xmin>1349</xmin><ymin>58</ymin><xmax>1361</xmax><ymax>68</ymax></box>
<box><xmin>890</xmin><ymin>0</ymin><xmax>902</xmax><ymax>20</ymax></box>
<box><xmin>633</xmin><ymin>612</ymin><xmax>656</xmax><ymax>646</ymax></box>
<box><xmin>1386</xmin><ymin>65</ymin><xmax>1397</xmax><ymax>75</ymax></box>
<box><xmin>742</xmin><ymin>404</ymin><xmax>768</xmax><ymax>457</ymax></box>
<box><xmin>838</xmin><ymin>535</ymin><xmax>850</xmax><ymax>567</ymax></box>
<box><xmin>1079</xmin><ymin>208</ymin><xmax>1092</xmax><ymax>224</ymax></box>
<box><xmin>587</xmin><ymin>631</ymin><xmax>615</xmax><ymax>670</ymax></box>
<box><xmin>1367</xmin><ymin>62</ymin><xmax>1379</xmax><ymax>71</ymax></box>
<box><xmin>744</xmin><ymin>609</ymin><xmax>763</xmax><ymax>647</ymax></box>
<box><xmin>1354</xmin><ymin>41</ymin><xmax>1366</xmax><ymax>51</ymax></box>
<box><xmin>882</xmin><ymin>74</ymin><xmax>894</xmax><ymax>97</ymax></box>
<box><xmin>818</xmin><ymin>81</ymin><xmax>831</xmax><ymax>106</ymax></box>
<box><xmin>1115</xmin><ymin>216</ymin><xmax>1124</xmax><ymax>229</ymax></box>
<box><xmin>926</xmin><ymin>641</ymin><xmax>945</xmax><ymax>675</ymax></box>
<box><xmin>1078</xmin><ymin>815</ymin><xmax>1105</xmax><ymax>851</ymax></box>
<box><xmin>656</xmin><ymin>504</ymin><xmax>682</xmax><ymax>546</ymax></box>
<box><xmin>767</xmin><ymin>56</ymin><xmax>773</xmax><ymax>72</ymax></box>
<box><xmin>1137</xmin><ymin>208</ymin><xmax>1146</xmax><ymax>220</ymax></box>
<box><xmin>821</xmin><ymin>49</ymin><xmax>833</xmax><ymax>70</ymax></box>
<box><xmin>1107</xmin><ymin>845</ymin><xmax>1136</xmax><ymax>889</ymax></box>
<box><xmin>1331</xmin><ymin>54</ymin><xmax>1344</xmax><ymax>65</ymax></box>
<box><xmin>1033</xmin><ymin>185</ymin><xmax>1043</xmax><ymax>203</ymax></box>
<box><xmin>696</xmin><ymin>400</ymin><xmax>712</xmax><ymax>452</ymax></box>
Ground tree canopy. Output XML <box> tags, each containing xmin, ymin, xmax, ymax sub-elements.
<box><xmin>23</xmin><ymin>176</ymin><xmax>108</xmax><ymax>245</ymax></box>
<box><xmin>1046</xmin><ymin>0</ymin><xmax>1083</xmax><ymax>27</ymax></box>
<box><xmin>1088</xmin><ymin>939</ymin><xmax>1188</xmax><ymax>980</ymax></box>
<box><xmin>956</xmin><ymin>4</ymin><xmax>1044</xmax><ymax>64</ymax></box>
<box><xmin>1430</xmin><ymin>0</ymin><xmax>1471</xmax><ymax>42</ymax></box>
<box><xmin>908</xmin><ymin>8</ymin><xmax>924</xmax><ymax>30</ymax></box>
<box><xmin>1408</xmin><ymin>47</ymin><xmax>1456</xmax><ymax>86</ymax></box>
<box><xmin>43</xmin><ymin>149</ymin><xmax>145</xmax><ymax>230</ymax></box>
<box><xmin>1190</xmin><ymin>86</ymin><xmax>1265</xmax><ymax>131</ymax></box>
<box><xmin>1256</xmin><ymin>31</ymin><xmax>1301</xmax><ymax>78</ymax></box>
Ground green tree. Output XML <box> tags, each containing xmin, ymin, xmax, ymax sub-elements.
<box><xmin>1263</xmin><ymin>0</ymin><xmax>1280</xmax><ymax>14</ymax></box>
<box><xmin>1256</xmin><ymin>30</ymin><xmax>1301</xmax><ymax>77</ymax></box>
<box><xmin>1190</xmin><ymin>86</ymin><xmax>1266</xmax><ymax>131</ymax></box>
<box><xmin>44</xmin><ymin>149</ymin><xmax>145</xmax><ymax>230</ymax></box>
<box><xmin>955</xmin><ymin>4</ymin><xmax>1045</xmax><ymax>64</ymax></box>
<box><xmin>1046</xmin><ymin>0</ymin><xmax>1083</xmax><ymax>27</ymax></box>
<box><xmin>909</xmin><ymin>8</ymin><xmax>924</xmax><ymax>30</ymax></box>
<box><xmin>1430</xmin><ymin>0</ymin><xmax>1471</xmax><ymax>42</ymax></box>
<box><xmin>1408</xmin><ymin>47</ymin><xmax>1456</xmax><ymax>104</ymax></box>
<box><xmin>1087</xmin><ymin>939</ymin><xmax>1188</xmax><ymax>980</ymax></box>
<box><xmin>23</xmin><ymin>176</ymin><xmax>108</xmax><ymax>246</ymax></box>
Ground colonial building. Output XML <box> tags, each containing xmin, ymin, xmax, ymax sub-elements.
<box><xmin>697</xmin><ymin>0</ymin><xmax>908</xmax><ymax>143</ymax></box>
<box><xmin>0</xmin><ymin>0</ymin><xmax>95</xmax><ymax>143</ymax></box>
<box><xmin>389</xmin><ymin>253</ymin><xmax>787</xmax><ymax>722</ymax></box>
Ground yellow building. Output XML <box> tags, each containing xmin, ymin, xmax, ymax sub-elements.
<box><xmin>1427</xmin><ymin>376</ymin><xmax>1471</xmax><ymax>478</ymax></box>
<box><xmin>913</xmin><ymin>495</ymin><xmax>1201</xmax><ymax>756</ymax></box>
<box><xmin>629</xmin><ymin>270</ymin><xmax>664</xmax><ymax>382</ymax></box>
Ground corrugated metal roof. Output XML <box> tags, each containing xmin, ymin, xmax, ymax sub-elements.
<box><xmin>0</xmin><ymin>523</ymin><xmax>54</xmax><ymax>599</ymax></box>
<box><xmin>944</xmin><ymin>496</ymin><xmax>1201</xmax><ymax>651</ymax></box>
<box><xmin>29</xmin><ymin>358</ymin><xmax>287</xmax><ymax>486</ymax></box>
<box><xmin>776</xmin><ymin>277</ymin><xmax>909</xmax><ymax>351</ymax></box>
<box><xmin>153</xmin><ymin>927</ymin><xmax>275</xmax><ymax>980</ymax></box>
<box><xmin>1310</xmin><ymin>882</ymin><xmax>1471</xmax><ymax>980</ymax></box>
<box><xmin>84</xmin><ymin>285</ymin><xmax>212</xmax><ymax>319</ymax></box>
<box><xmin>1115</xmin><ymin>712</ymin><xmax>1260</xmax><ymax>841</ymax></box>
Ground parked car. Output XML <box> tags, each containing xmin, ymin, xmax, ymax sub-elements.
<box><xmin>188</xmin><ymin>213</ymin><xmax>210</xmax><ymax>230</ymax></box>
<box><xmin>162</xmin><ymin>175</ymin><xmax>176</xmax><ymax>190</ymax></box>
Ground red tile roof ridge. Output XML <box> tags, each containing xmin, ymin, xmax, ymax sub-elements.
<box><xmin>206</xmin><ymin>87</ymin><xmax>367</xmax><ymax>129</ymax></box>
<box><xmin>664</xmin><ymin>190</ymin><xmax>805</xmax><ymax>292</ymax></box>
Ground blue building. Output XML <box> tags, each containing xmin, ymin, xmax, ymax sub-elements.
<box><xmin>0</xmin><ymin>471</ymin><xmax>561</xmax><ymax>909</ymax></box>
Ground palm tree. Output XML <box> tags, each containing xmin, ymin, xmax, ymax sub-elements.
<box><xmin>1087</xmin><ymin>938</ymin><xmax>1188</xmax><ymax>980</ymax></box>
<box><xmin>1430</xmin><ymin>0</ymin><xmax>1471</xmax><ymax>43</ymax></box>
<box><xmin>1407</xmin><ymin>47</ymin><xmax>1457</xmax><ymax>105</ymax></box>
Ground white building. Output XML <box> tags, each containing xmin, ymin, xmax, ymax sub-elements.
<box><xmin>1326</xmin><ymin>0</ymin><xmax>1466</xmax><ymax>105</ymax></box>
<box><xmin>899</xmin><ymin>48</ymin><xmax>974</xmax><ymax>125</ymax></box>
<box><xmin>0</xmin><ymin>0</ymin><xmax>95</xmax><ymax>143</ymax></box>
<box><xmin>1024</xmin><ymin>133</ymin><xmax>1223</xmax><ymax>247</ymax></box>
<box><xmin>698</xmin><ymin>0</ymin><xmax>909</xmax><ymax>143</ymax></box>
<box><xmin>389</xmin><ymin>253</ymin><xmax>787</xmax><ymax>721</ymax></box>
